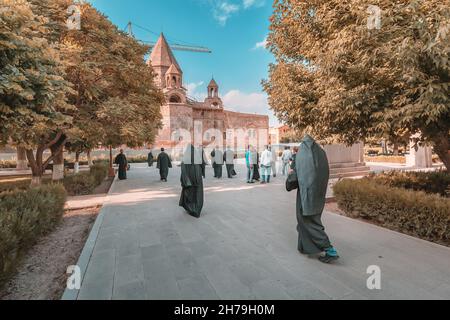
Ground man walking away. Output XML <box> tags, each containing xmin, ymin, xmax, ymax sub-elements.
<box><xmin>224</xmin><ymin>146</ymin><xmax>236</xmax><ymax>178</ymax></box>
<box><xmin>211</xmin><ymin>146</ymin><xmax>224</xmax><ymax>179</ymax></box>
<box><xmin>157</xmin><ymin>148</ymin><xmax>172</xmax><ymax>182</ymax></box>
<box><xmin>260</xmin><ymin>146</ymin><xmax>272</xmax><ymax>184</ymax></box>
<box><xmin>281</xmin><ymin>146</ymin><xmax>292</xmax><ymax>176</ymax></box>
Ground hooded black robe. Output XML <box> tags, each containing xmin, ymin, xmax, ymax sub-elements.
<box><xmin>179</xmin><ymin>145</ymin><xmax>204</xmax><ymax>218</ymax></box>
<box><xmin>295</xmin><ymin>135</ymin><xmax>332</xmax><ymax>254</ymax></box>
<box><xmin>157</xmin><ymin>151</ymin><xmax>172</xmax><ymax>180</ymax></box>
<box><xmin>253</xmin><ymin>152</ymin><xmax>260</xmax><ymax>181</ymax></box>
<box><xmin>114</xmin><ymin>153</ymin><xmax>128</xmax><ymax>180</ymax></box>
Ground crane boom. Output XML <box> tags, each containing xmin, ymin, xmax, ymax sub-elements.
<box><xmin>125</xmin><ymin>22</ymin><xmax>212</xmax><ymax>54</ymax></box>
<box><xmin>148</xmin><ymin>43</ymin><xmax>211</xmax><ymax>53</ymax></box>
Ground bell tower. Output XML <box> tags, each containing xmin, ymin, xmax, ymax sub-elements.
<box><xmin>205</xmin><ymin>78</ymin><xmax>223</xmax><ymax>108</ymax></box>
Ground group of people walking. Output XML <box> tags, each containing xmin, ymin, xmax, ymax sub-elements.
<box><xmin>114</xmin><ymin>135</ymin><xmax>339</xmax><ymax>264</ymax></box>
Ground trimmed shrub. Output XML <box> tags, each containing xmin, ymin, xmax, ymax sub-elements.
<box><xmin>89</xmin><ymin>162</ymin><xmax>109</xmax><ymax>185</ymax></box>
<box><xmin>0</xmin><ymin>160</ymin><xmax>18</xmax><ymax>169</ymax></box>
<box><xmin>62</xmin><ymin>172</ymin><xmax>97</xmax><ymax>196</ymax></box>
<box><xmin>368</xmin><ymin>170</ymin><xmax>449</xmax><ymax>197</ymax></box>
<box><xmin>0</xmin><ymin>184</ymin><xmax>67</xmax><ymax>284</ymax></box>
<box><xmin>364</xmin><ymin>155</ymin><xmax>406</xmax><ymax>164</ymax></box>
<box><xmin>333</xmin><ymin>179</ymin><xmax>450</xmax><ymax>246</ymax></box>
<box><xmin>126</xmin><ymin>155</ymin><xmax>148</xmax><ymax>164</ymax></box>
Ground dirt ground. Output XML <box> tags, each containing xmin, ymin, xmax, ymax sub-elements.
<box><xmin>0</xmin><ymin>206</ymin><xmax>100</xmax><ymax>300</ymax></box>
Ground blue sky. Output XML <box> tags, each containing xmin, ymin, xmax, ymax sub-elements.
<box><xmin>90</xmin><ymin>0</ymin><xmax>279</xmax><ymax>125</ymax></box>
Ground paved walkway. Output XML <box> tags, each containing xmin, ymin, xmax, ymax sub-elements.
<box><xmin>65</xmin><ymin>163</ymin><xmax>450</xmax><ymax>300</ymax></box>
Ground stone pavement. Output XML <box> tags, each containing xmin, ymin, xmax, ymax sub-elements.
<box><xmin>64</xmin><ymin>163</ymin><xmax>450</xmax><ymax>300</ymax></box>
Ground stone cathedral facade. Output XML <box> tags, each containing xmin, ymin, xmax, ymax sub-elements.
<box><xmin>148</xmin><ymin>34</ymin><xmax>269</xmax><ymax>150</ymax></box>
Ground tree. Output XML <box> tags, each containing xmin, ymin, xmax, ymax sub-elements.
<box><xmin>0</xmin><ymin>0</ymin><xmax>74</xmax><ymax>184</ymax></box>
<box><xmin>33</xmin><ymin>1</ymin><xmax>163</xmax><ymax>172</ymax></box>
<box><xmin>263</xmin><ymin>0</ymin><xmax>450</xmax><ymax>169</ymax></box>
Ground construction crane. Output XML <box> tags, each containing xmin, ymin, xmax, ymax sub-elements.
<box><xmin>125</xmin><ymin>22</ymin><xmax>212</xmax><ymax>54</ymax></box>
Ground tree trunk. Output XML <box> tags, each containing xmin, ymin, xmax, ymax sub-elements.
<box><xmin>16</xmin><ymin>147</ymin><xmax>28</xmax><ymax>170</ymax></box>
<box><xmin>74</xmin><ymin>151</ymin><xmax>80</xmax><ymax>174</ymax></box>
<box><xmin>26</xmin><ymin>149</ymin><xmax>44</xmax><ymax>186</ymax></box>
<box><xmin>433</xmin><ymin>134</ymin><xmax>450</xmax><ymax>170</ymax></box>
<box><xmin>51</xmin><ymin>144</ymin><xmax>65</xmax><ymax>181</ymax></box>
<box><xmin>393</xmin><ymin>143</ymin><xmax>399</xmax><ymax>156</ymax></box>
<box><xmin>87</xmin><ymin>149</ymin><xmax>93</xmax><ymax>166</ymax></box>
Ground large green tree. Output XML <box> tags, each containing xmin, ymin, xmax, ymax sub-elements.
<box><xmin>34</xmin><ymin>1</ymin><xmax>163</xmax><ymax>171</ymax></box>
<box><xmin>0</xmin><ymin>0</ymin><xmax>74</xmax><ymax>184</ymax></box>
<box><xmin>264</xmin><ymin>0</ymin><xmax>450</xmax><ymax>168</ymax></box>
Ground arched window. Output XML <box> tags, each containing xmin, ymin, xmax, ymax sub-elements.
<box><xmin>169</xmin><ymin>94</ymin><xmax>182</xmax><ymax>103</ymax></box>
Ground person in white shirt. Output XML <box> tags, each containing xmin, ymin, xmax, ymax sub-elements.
<box><xmin>281</xmin><ymin>146</ymin><xmax>292</xmax><ymax>176</ymax></box>
<box><xmin>260</xmin><ymin>146</ymin><xmax>273</xmax><ymax>184</ymax></box>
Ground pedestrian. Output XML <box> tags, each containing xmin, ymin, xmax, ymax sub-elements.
<box><xmin>211</xmin><ymin>146</ymin><xmax>224</xmax><ymax>179</ymax></box>
<box><xmin>114</xmin><ymin>149</ymin><xmax>128</xmax><ymax>180</ymax></box>
<box><xmin>281</xmin><ymin>146</ymin><xmax>292</xmax><ymax>176</ymax></box>
<box><xmin>260</xmin><ymin>145</ymin><xmax>272</xmax><ymax>184</ymax></box>
<box><xmin>147</xmin><ymin>149</ymin><xmax>154</xmax><ymax>167</ymax></box>
<box><xmin>157</xmin><ymin>148</ymin><xmax>172</xmax><ymax>182</ymax></box>
<box><xmin>252</xmin><ymin>146</ymin><xmax>260</xmax><ymax>182</ymax></box>
<box><xmin>224</xmin><ymin>146</ymin><xmax>236</xmax><ymax>179</ymax></box>
<box><xmin>291</xmin><ymin>135</ymin><xmax>339</xmax><ymax>264</ymax></box>
<box><xmin>245</xmin><ymin>145</ymin><xmax>255</xmax><ymax>183</ymax></box>
<box><xmin>179</xmin><ymin>144</ymin><xmax>204</xmax><ymax>218</ymax></box>
<box><xmin>270</xmin><ymin>145</ymin><xmax>278</xmax><ymax>178</ymax></box>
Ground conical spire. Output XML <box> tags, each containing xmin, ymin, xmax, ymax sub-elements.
<box><xmin>149</xmin><ymin>33</ymin><xmax>181</xmax><ymax>71</ymax></box>
<box><xmin>208</xmin><ymin>78</ymin><xmax>218</xmax><ymax>87</ymax></box>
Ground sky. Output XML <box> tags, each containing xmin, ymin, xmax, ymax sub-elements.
<box><xmin>90</xmin><ymin>0</ymin><xmax>279</xmax><ymax>126</ymax></box>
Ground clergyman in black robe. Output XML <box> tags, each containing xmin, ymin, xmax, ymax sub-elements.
<box><xmin>253</xmin><ymin>150</ymin><xmax>260</xmax><ymax>181</ymax></box>
<box><xmin>114</xmin><ymin>149</ymin><xmax>128</xmax><ymax>180</ymax></box>
<box><xmin>295</xmin><ymin>135</ymin><xmax>339</xmax><ymax>264</ymax></box>
<box><xmin>200</xmin><ymin>146</ymin><xmax>208</xmax><ymax>178</ymax></box>
<box><xmin>224</xmin><ymin>147</ymin><xmax>235</xmax><ymax>178</ymax></box>
<box><xmin>211</xmin><ymin>147</ymin><xmax>224</xmax><ymax>179</ymax></box>
<box><xmin>157</xmin><ymin>148</ymin><xmax>172</xmax><ymax>182</ymax></box>
<box><xmin>147</xmin><ymin>150</ymin><xmax>154</xmax><ymax>167</ymax></box>
<box><xmin>179</xmin><ymin>144</ymin><xmax>204</xmax><ymax>218</ymax></box>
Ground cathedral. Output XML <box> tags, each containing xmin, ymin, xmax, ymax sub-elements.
<box><xmin>148</xmin><ymin>34</ymin><xmax>269</xmax><ymax>150</ymax></box>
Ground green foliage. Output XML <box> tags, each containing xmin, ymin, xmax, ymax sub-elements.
<box><xmin>0</xmin><ymin>0</ymin><xmax>74</xmax><ymax>148</ymax></box>
<box><xmin>264</xmin><ymin>0</ymin><xmax>450</xmax><ymax>169</ymax></box>
<box><xmin>0</xmin><ymin>184</ymin><xmax>67</xmax><ymax>284</ymax></box>
<box><xmin>334</xmin><ymin>178</ymin><xmax>450</xmax><ymax>246</ymax></box>
<box><xmin>89</xmin><ymin>162</ymin><xmax>109</xmax><ymax>185</ymax></box>
<box><xmin>62</xmin><ymin>173</ymin><xmax>96</xmax><ymax>196</ymax></box>
<box><xmin>368</xmin><ymin>170</ymin><xmax>450</xmax><ymax>197</ymax></box>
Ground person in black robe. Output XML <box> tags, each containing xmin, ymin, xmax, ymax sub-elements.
<box><xmin>224</xmin><ymin>146</ymin><xmax>236</xmax><ymax>179</ymax></box>
<box><xmin>211</xmin><ymin>146</ymin><xmax>224</xmax><ymax>179</ymax></box>
<box><xmin>179</xmin><ymin>144</ymin><xmax>204</xmax><ymax>218</ymax></box>
<box><xmin>147</xmin><ymin>150</ymin><xmax>154</xmax><ymax>167</ymax></box>
<box><xmin>295</xmin><ymin>135</ymin><xmax>339</xmax><ymax>264</ymax></box>
<box><xmin>252</xmin><ymin>148</ymin><xmax>260</xmax><ymax>181</ymax></box>
<box><xmin>157</xmin><ymin>148</ymin><xmax>172</xmax><ymax>182</ymax></box>
<box><xmin>114</xmin><ymin>149</ymin><xmax>128</xmax><ymax>180</ymax></box>
<box><xmin>199</xmin><ymin>146</ymin><xmax>208</xmax><ymax>178</ymax></box>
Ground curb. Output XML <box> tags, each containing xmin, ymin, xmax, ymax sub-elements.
<box><xmin>61</xmin><ymin>176</ymin><xmax>117</xmax><ymax>300</ymax></box>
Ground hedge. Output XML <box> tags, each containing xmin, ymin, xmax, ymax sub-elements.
<box><xmin>63</xmin><ymin>163</ymin><xmax>109</xmax><ymax>196</ymax></box>
<box><xmin>368</xmin><ymin>170</ymin><xmax>449</xmax><ymax>197</ymax></box>
<box><xmin>333</xmin><ymin>179</ymin><xmax>450</xmax><ymax>246</ymax></box>
<box><xmin>0</xmin><ymin>184</ymin><xmax>67</xmax><ymax>284</ymax></box>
